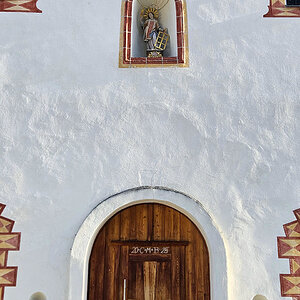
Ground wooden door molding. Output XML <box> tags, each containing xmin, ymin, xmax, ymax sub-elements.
<box><xmin>68</xmin><ymin>187</ymin><xmax>228</xmax><ymax>300</ymax></box>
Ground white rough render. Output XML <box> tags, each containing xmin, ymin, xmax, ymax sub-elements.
<box><xmin>0</xmin><ymin>0</ymin><xmax>299</xmax><ymax>299</ymax></box>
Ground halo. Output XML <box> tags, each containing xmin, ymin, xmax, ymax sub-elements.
<box><xmin>141</xmin><ymin>7</ymin><xmax>159</xmax><ymax>19</ymax></box>
<box><xmin>142</xmin><ymin>7</ymin><xmax>159</xmax><ymax>19</ymax></box>
<box><xmin>138</xmin><ymin>0</ymin><xmax>169</xmax><ymax>11</ymax></box>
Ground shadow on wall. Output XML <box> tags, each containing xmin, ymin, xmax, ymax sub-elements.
<box><xmin>253</xmin><ymin>295</ymin><xmax>268</xmax><ymax>300</ymax></box>
<box><xmin>30</xmin><ymin>292</ymin><xmax>47</xmax><ymax>300</ymax></box>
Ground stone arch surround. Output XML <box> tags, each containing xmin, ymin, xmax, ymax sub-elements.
<box><xmin>68</xmin><ymin>187</ymin><xmax>228</xmax><ymax>300</ymax></box>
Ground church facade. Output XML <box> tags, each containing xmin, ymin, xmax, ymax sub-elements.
<box><xmin>0</xmin><ymin>0</ymin><xmax>299</xmax><ymax>299</ymax></box>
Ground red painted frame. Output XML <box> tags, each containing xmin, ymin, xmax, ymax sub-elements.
<box><xmin>121</xmin><ymin>0</ymin><xmax>188</xmax><ymax>67</ymax></box>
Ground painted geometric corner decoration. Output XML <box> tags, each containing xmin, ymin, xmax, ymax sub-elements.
<box><xmin>280</xmin><ymin>275</ymin><xmax>300</xmax><ymax>297</ymax></box>
<box><xmin>0</xmin><ymin>204</ymin><xmax>21</xmax><ymax>300</ymax></box>
<box><xmin>278</xmin><ymin>208</ymin><xmax>300</xmax><ymax>299</ymax></box>
<box><xmin>264</xmin><ymin>0</ymin><xmax>300</xmax><ymax>17</ymax></box>
<box><xmin>278</xmin><ymin>237</ymin><xmax>300</xmax><ymax>258</ymax></box>
<box><xmin>0</xmin><ymin>0</ymin><xmax>41</xmax><ymax>13</ymax></box>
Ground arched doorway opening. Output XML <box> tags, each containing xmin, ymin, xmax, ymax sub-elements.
<box><xmin>88</xmin><ymin>203</ymin><xmax>210</xmax><ymax>300</ymax></box>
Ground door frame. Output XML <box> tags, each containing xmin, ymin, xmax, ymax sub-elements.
<box><xmin>68</xmin><ymin>187</ymin><xmax>228</xmax><ymax>300</ymax></box>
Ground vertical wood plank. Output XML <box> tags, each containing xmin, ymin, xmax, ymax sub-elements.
<box><xmin>173</xmin><ymin>209</ymin><xmax>181</xmax><ymax>241</ymax></box>
<box><xmin>119</xmin><ymin>246</ymin><xmax>129</xmax><ymax>300</ymax></box>
<box><xmin>147</xmin><ymin>204</ymin><xmax>153</xmax><ymax>241</ymax></box>
<box><xmin>143</xmin><ymin>261</ymin><xmax>157</xmax><ymax>300</ymax></box>
<box><xmin>164</xmin><ymin>206</ymin><xmax>173</xmax><ymax>240</ymax></box>
<box><xmin>136</xmin><ymin>262</ymin><xmax>144</xmax><ymax>300</ymax></box>
<box><xmin>193</xmin><ymin>223</ymin><xmax>203</xmax><ymax>300</ymax></box>
<box><xmin>136</xmin><ymin>204</ymin><xmax>148</xmax><ymax>240</ymax></box>
<box><xmin>180</xmin><ymin>213</ymin><xmax>195</xmax><ymax>299</ymax></box>
<box><xmin>153</xmin><ymin>204</ymin><xmax>165</xmax><ymax>241</ymax></box>
<box><xmin>120</xmin><ymin>208</ymin><xmax>131</xmax><ymax>240</ymax></box>
<box><xmin>88</xmin><ymin>227</ymin><xmax>106</xmax><ymax>300</ymax></box>
<box><xmin>129</xmin><ymin>205</ymin><xmax>137</xmax><ymax>240</ymax></box>
<box><xmin>156</xmin><ymin>261</ymin><xmax>171</xmax><ymax>300</ymax></box>
<box><xmin>171</xmin><ymin>246</ymin><xmax>181</xmax><ymax>300</ymax></box>
<box><xmin>103</xmin><ymin>214</ymin><xmax>120</xmax><ymax>300</ymax></box>
<box><xmin>180</xmin><ymin>246</ymin><xmax>186</xmax><ymax>300</ymax></box>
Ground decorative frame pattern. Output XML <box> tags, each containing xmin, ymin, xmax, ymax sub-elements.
<box><xmin>278</xmin><ymin>208</ymin><xmax>300</xmax><ymax>299</ymax></box>
<box><xmin>264</xmin><ymin>0</ymin><xmax>300</xmax><ymax>17</ymax></box>
<box><xmin>0</xmin><ymin>0</ymin><xmax>41</xmax><ymax>13</ymax></box>
<box><xmin>119</xmin><ymin>0</ymin><xmax>189</xmax><ymax>68</ymax></box>
<box><xmin>0</xmin><ymin>204</ymin><xmax>21</xmax><ymax>300</ymax></box>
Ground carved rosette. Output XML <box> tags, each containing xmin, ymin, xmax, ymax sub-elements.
<box><xmin>278</xmin><ymin>208</ymin><xmax>300</xmax><ymax>299</ymax></box>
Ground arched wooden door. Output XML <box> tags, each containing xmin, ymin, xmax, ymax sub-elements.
<box><xmin>88</xmin><ymin>203</ymin><xmax>210</xmax><ymax>300</ymax></box>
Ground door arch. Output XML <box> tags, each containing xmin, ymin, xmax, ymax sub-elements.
<box><xmin>68</xmin><ymin>187</ymin><xmax>228</xmax><ymax>300</ymax></box>
<box><xmin>88</xmin><ymin>203</ymin><xmax>210</xmax><ymax>300</ymax></box>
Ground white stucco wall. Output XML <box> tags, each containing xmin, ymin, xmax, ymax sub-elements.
<box><xmin>0</xmin><ymin>0</ymin><xmax>299</xmax><ymax>299</ymax></box>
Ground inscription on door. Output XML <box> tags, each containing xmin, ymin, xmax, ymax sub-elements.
<box><xmin>88</xmin><ymin>203</ymin><xmax>210</xmax><ymax>300</ymax></box>
<box><xmin>130</xmin><ymin>247</ymin><xmax>170</xmax><ymax>254</ymax></box>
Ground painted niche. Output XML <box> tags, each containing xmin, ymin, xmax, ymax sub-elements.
<box><xmin>119</xmin><ymin>0</ymin><xmax>188</xmax><ymax>67</ymax></box>
<box><xmin>0</xmin><ymin>0</ymin><xmax>41</xmax><ymax>13</ymax></box>
<box><xmin>277</xmin><ymin>208</ymin><xmax>300</xmax><ymax>298</ymax></box>
<box><xmin>264</xmin><ymin>0</ymin><xmax>300</xmax><ymax>17</ymax></box>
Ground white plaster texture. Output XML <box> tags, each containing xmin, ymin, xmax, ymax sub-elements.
<box><xmin>0</xmin><ymin>0</ymin><xmax>299</xmax><ymax>299</ymax></box>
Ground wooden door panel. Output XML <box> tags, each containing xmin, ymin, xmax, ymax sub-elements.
<box><xmin>143</xmin><ymin>261</ymin><xmax>157</xmax><ymax>300</ymax></box>
<box><xmin>155</xmin><ymin>261</ymin><xmax>171</xmax><ymax>300</ymax></box>
<box><xmin>88</xmin><ymin>203</ymin><xmax>210</xmax><ymax>300</ymax></box>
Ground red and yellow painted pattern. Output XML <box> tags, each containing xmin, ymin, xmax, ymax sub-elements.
<box><xmin>0</xmin><ymin>204</ymin><xmax>21</xmax><ymax>300</ymax></box>
<box><xmin>119</xmin><ymin>0</ymin><xmax>189</xmax><ymax>68</ymax></box>
<box><xmin>0</xmin><ymin>0</ymin><xmax>41</xmax><ymax>13</ymax></box>
<box><xmin>278</xmin><ymin>208</ymin><xmax>300</xmax><ymax>299</ymax></box>
<box><xmin>264</xmin><ymin>0</ymin><xmax>300</xmax><ymax>17</ymax></box>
